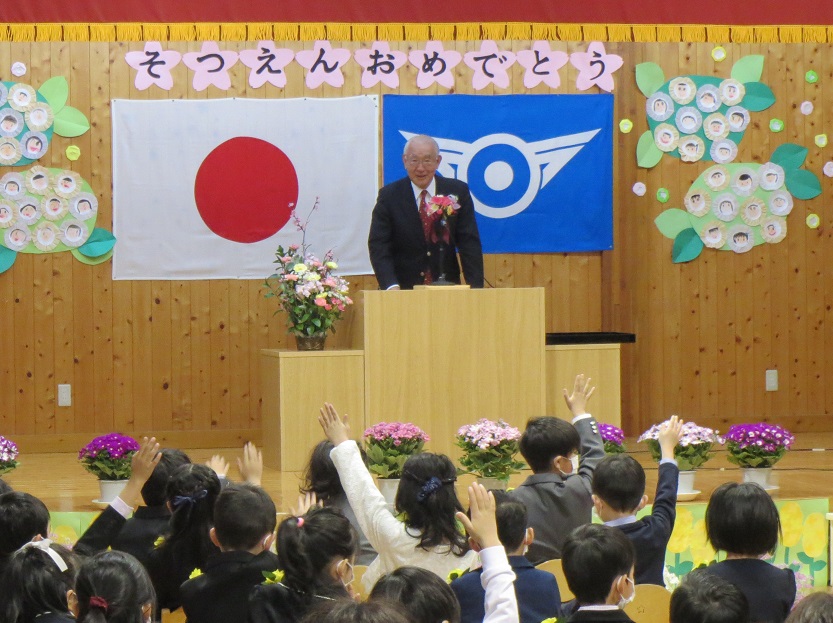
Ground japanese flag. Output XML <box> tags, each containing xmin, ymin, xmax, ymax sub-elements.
<box><xmin>112</xmin><ymin>96</ymin><xmax>379</xmax><ymax>280</ymax></box>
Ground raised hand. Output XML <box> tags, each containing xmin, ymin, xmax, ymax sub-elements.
<box><xmin>318</xmin><ymin>402</ymin><xmax>350</xmax><ymax>446</ymax></box>
<box><xmin>206</xmin><ymin>454</ymin><xmax>229</xmax><ymax>479</ymax></box>
<box><xmin>563</xmin><ymin>374</ymin><xmax>596</xmax><ymax>416</ymax></box>
<box><xmin>120</xmin><ymin>437</ymin><xmax>162</xmax><ymax>507</ymax></box>
<box><xmin>456</xmin><ymin>483</ymin><xmax>500</xmax><ymax>550</ymax></box>
<box><xmin>237</xmin><ymin>442</ymin><xmax>263</xmax><ymax>486</ymax></box>
<box><xmin>658</xmin><ymin>415</ymin><xmax>684</xmax><ymax>461</ymax></box>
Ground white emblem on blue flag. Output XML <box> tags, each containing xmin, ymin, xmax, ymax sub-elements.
<box><xmin>400</xmin><ymin>129</ymin><xmax>600</xmax><ymax>219</ymax></box>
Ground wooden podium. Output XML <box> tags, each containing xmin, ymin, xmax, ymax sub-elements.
<box><xmin>361</xmin><ymin>288</ymin><xmax>546</xmax><ymax>457</ymax></box>
<box><xmin>261</xmin><ymin>287</ymin><xmax>546</xmax><ymax>470</ymax></box>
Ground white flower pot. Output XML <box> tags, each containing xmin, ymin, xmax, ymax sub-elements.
<box><xmin>678</xmin><ymin>470</ymin><xmax>697</xmax><ymax>494</ymax></box>
<box><xmin>377</xmin><ymin>478</ymin><xmax>401</xmax><ymax>507</ymax></box>
<box><xmin>742</xmin><ymin>467</ymin><xmax>774</xmax><ymax>490</ymax></box>
<box><xmin>97</xmin><ymin>479</ymin><xmax>128</xmax><ymax>504</ymax></box>
<box><xmin>477</xmin><ymin>477</ymin><xmax>509</xmax><ymax>491</ymax></box>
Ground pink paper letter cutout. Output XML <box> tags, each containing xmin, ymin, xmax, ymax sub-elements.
<box><xmin>570</xmin><ymin>42</ymin><xmax>623</xmax><ymax>92</ymax></box>
<box><xmin>295</xmin><ymin>41</ymin><xmax>352</xmax><ymax>89</ymax></box>
<box><xmin>464</xmin><ymin>41</ymin><xmax>516</xmax><ymax>91</ymax></box>
<box><xmin>408</xmin><ymin>41</ymin><xmax>462</xmax><ymax>90</ymax></box>
<box><xmin>354</xmin><ymin>41</ymin><xmax>407</xmax><ymax>89</ymax></box>
<box><xmin>125</xmin><ymin>42</ymin><xmax>182</xmax><ymax>91</ymax></box>
<box><xmin>182</xmin><ymin>42</ymin><xmax>239</xmax><ymax>92</ymax></box>
<box><xmin>517</xmin><ymin>41</ymin><xmax>569</xmax><ymax>89</ymax></box>
<box><xmin>240</xmin><ymin>41</ymin><xmax>294</xmax><ymax>89</ymax></box>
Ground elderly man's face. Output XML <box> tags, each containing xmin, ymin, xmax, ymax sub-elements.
<box><xmin>403</xmin><ymin>139</ymin><xmax>441</xmax><ymax>190</ymax></box>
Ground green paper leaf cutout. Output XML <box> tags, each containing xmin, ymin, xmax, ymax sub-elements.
<box><xmin>771</xmin><ymin>143</ymin><xmax>808</xmax><ymax>170</ymax></box>
<box><xmin>0</xmin><ymin>245</ymin><xmax>17</xmax><ymax>274</ymax></box>
<box><xmin>77</xmin><ymin>228</ymin><xmax>116</xmax><ymax>258</ymax></box>
<box><xmin>53</xmin><ymin>106</ymin><xmax>91</xmax><ymax>138</ymax></box>
<box><xmin>38</xmin><ymin>76</ymin><xmax>69</xmax><ymax>113</ymax></box>
<box><xmin>731</xmin><ymin>55</ymin><xmax>765</xmax><ymax>83</ymax></box>
<box><xmin>785</xmin><ymin>169</ymin><xmax>822</xmax><ymax>200</ymax></box>
<box><xmin>741</xmin><ymin>82</ymin><xmax>776</xmax><ymax>111</ymax></box>
<box><xmin>637</xmin><ymin>131</ymin><xmax>663</xmax><ymax>169</ymax></box>
<box><xmin>672</xmin><ymin>228</ymin><xmax>704</xmax><ymax>263</ymax></box>
<box><xmin>71</xmin><ymin>248</ymin><xmax>114</xmax><ymax>266</ymax></box>
<box><xmin>655</xmin><ymin>209</ymin><xmax>693</xmax><ymax>239</ymax></box>
<box><xmin>796</xmin><ymin>552</ymin><xmax>814</xmax><ymax>565</ymax></box>
<box><xmin>635</xmin><ymin>62</ymin><xmax>666</xmax><ymax>98</ymax></box>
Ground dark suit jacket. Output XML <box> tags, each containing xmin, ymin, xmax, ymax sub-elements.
<box><xmin>568</xmin><ymin>608</ymin><xmax>635</xmax><ymax>623</ymax></box>
<box><xmin>368</xmin><ymin>176</ymin><xmax>484</xmax><ymax>289</ymax></box>
<box><xmin>181</xmin><ymin>549</ymin><xmax>281</xmax><ymax>623</ymax></box>
<box><xmin>612</xmin><ymin>461</ymin><xmax>678</xmax><ymax>585</ymax></box>
<box><xmin>508</xmin><ymin>417</ymin><xmax>605</xmax><ymax>564</ymax></box>
<box><xmin>704</xmin><ymin>559</ymin><xmax>796</xmax><ymax>623</ymax></box>
<box><xmin>451</xmin><ymin>555</ymin><xmax>561</xmax><ymax>623</ymax></box>
<box><xmin>73</xmin><ymin>504</ymin><xmax>170</xmax><ymax>568</ymax></box>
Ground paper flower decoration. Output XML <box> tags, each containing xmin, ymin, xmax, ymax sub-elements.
<box><xmin>655</xmin><ymin>143</ymin><xmax>821</xmax><ymax>262</ymax></box>
<box><xmin>635</xmin><ymin>55</ymin><xmax>775</xmax><ymax>169</ymax></box>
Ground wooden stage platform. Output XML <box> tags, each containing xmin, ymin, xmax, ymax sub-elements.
<box><xmin>3</xmin><ymin>432</ymin><xmax>833</xmax><ymax>514</ymax></box>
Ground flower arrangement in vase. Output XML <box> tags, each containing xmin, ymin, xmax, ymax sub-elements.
<box><xmin>364</xmin><ymin>422</ymin><xmax>429</xmax><ymax>479</ymax></box>
<box><xmin>598</xmin><ymin>423</ymin><xmax>626</xmax><ymax>454</ymax></box>
<box><xmin>639</xmin><ymin>419</ymin><xmax>722</xmax><ymax>495</ymax></box>
<box><xmin>456</xmin><ymin>419</ymin><xmax>526</xmax><ymax>489</ymax></box>
<box><xmin>0</xmin><ymin>435</ymin><xmax>19</xmax><ymax>476</ymax></box>
<box><xmin>264</xmin><ymin>200</ymin><xmax>353</xmax><ymax>350</ymax></box>
<box><xmin>724</xmin><ymin>423</ymin><xmax>794</xmax><ymax>490</ymax></box>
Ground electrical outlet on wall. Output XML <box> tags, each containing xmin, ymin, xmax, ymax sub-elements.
<box><xmin>57</xmin><ymin>384</ymin><xmax>72</xmax><ymax>406</ymax></box>
<box><xmin>765</xmin><ymin>370</ymin><xmax>778</xmax><ymax>392</ymax></box>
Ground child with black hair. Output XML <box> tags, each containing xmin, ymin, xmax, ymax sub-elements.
<box><xmin>319</xmin><ymin>403</ymin><xmax>477</xmax><ymax>590</ymax></box>
<box><xmin>69</xmin><ymin>550</ymin><xmax>156</xmax><ymax>623</ymax></box>
<box><xmin>371</xmin><ymin>567</ymin><xmax>461</xmax><ymax>623</ymax></box>
<box><xmin>248</xmin><ymin>505</ymin><xmax>358</xmax><ymax>623</ymax></box>
<box><xmin>0</xmin><ymin>491</ymin><xmax>51</xmax><ymax>575</ymax></box>
<box><xmin>180</xmin><ymin>483</ymin><xmax>280</xmax><ymax>623</ymax></box>
<box><xmin>146</xmin><ymin>463</ymin><xmax>223</xmax><ymax>613</ymax></box>
<box><xmin>74</xmin><ymin>438</ymin><xmax>166</xmax><ymax>563</ymax></box>
<box><xmin>301</xmin><ymin>440</ymin><xmax>376</xmax><ymax>565</ymax></box>
<box><xmin>508</xmin><ymin>374</ymin><xmax>605</xmax><ymax>563</ymax></box>
<box><xmin>703</xmin><ymin>482</ymin><xmax>796</xmax><ymax>623</ymax></box>
<box><xmin>0</xmin><ymin>541</ymin><xmax>79</xmax><ymax>623</ymax></box>
<box><xmin>300</xmin><ymin>600</ymin><xmax>412</xmax><ymax>623</ymax></box>
<box><xmin>561</xmin><ymin>524</ymin><xmax>636</xmax><ymax>623</ymax></box>
<box><xmin>669</xmin><ymin>568</ymin><xmax>750</xmax><ymax>623</ymax></box>
<box><xmin>452</xmin><ymin>493</ymin><xmax>561</xmax><ymax>623</ymax></box>
<box><xmin>592</xmin><ymin>416</ymin><xmax>683</xmax><ymax>585</ymax></box>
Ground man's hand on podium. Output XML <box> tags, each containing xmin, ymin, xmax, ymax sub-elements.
<box><xmin>319</xmin><ymin>402</ymin><xmax>351</xmax><ymax>446</ymax></box>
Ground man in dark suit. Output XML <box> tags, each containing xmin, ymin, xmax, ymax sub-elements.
<box><xmin>368</xmin><ymin>134</ymin><xmax>484</xmax><ymax>289</ymax></box>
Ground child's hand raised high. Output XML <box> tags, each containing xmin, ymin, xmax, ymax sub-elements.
<box><xmin>563</xmin><ymin>374</ymin><xmax>595</xmax><ymax>417</ymax></box>
<box><xmin>658</xmin><ymin>415</ymin><xmax>684</xmax><ymax>461</ymax></box>
<box><xmin>318</xmin><ymin>402</ymin><xmax>351</xmax><ymax>447</ymax></box>
<box><xmin>456</xmin><ymin>483</ymin><xmax>500</xmax><ymax>551</ymax></box>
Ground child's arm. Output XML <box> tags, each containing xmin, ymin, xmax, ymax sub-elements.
<box><xmin>319</xmin><ymin>403</ymin><xmax>413</xmax><ymax>558</ymax></box>
<box><xmin>653</xmin><ymin>416</ymin><xmax>683</xmax><ymax>528</ymax></box>
<box><xmin>564</xmin><ymin>374</ymin><xmax>605</xmax><ymax>481</ymax></box>
<box><xmin>457</xmin><ymin>484</ymin><xmax>519</xmax><ymax>623</ymax></box>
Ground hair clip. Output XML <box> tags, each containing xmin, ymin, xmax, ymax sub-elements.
<box><xmin>297</xmin><ymin>517</ymin><xmax>305</xmax><ymax>528</ymax></box>
<box><xmin>417</xmin><ymin>476</ymin><xmax>443</xmax><ymax>502</ymax></box>
<box><xmin>172</xmin><ymin>488</ymin><xmax>208</xmax><ymax>509</ymax></box>
<box><xmin>89</xmin><ymin>596</ymin><xmax>109</xmax><ymax>612</ymax></box>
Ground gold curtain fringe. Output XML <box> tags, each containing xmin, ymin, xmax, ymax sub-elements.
<box><xmin>3</xmin><ymin>22</ymin><xmax>833</xmax><ymax>43</ymax></box>
<box><xmin>9</xmin><ymin>24</ymin><xmax>36</xmax><ymax>42</ymax></box>
<box><xmin>404</xmin><ymin>24</ymin><xmax>430</xmax><ymax>40</ymax></box>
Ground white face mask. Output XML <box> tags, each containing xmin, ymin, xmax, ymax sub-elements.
<box><xmin>570</xmin><ymin>454</ymin><xmax>580</xmax><ymax>473</ymax></box>
<box><xmin>617</xmin><ymin>576</ymin><xmax>635</xmax><ymax>609</ymax></box>
<box><xmin>338</xmin><ymin>559</ymin><xmax>354</xmax><ymax>589</ymax></box>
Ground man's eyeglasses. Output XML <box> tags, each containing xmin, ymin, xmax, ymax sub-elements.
<box><xmin>406</xmin><ymin>156</ymin><xmax>438</xmax><ymax>166</ymax></box>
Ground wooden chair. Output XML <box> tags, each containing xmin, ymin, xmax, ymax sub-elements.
<box><xmin>161</xmin><ymin>609</ymin><xmax>187</xmax><ymax>623</ymax></box>
<box><xmin>352</xmin><ymin>564</ymin><xmax>370</xmax><ymax>601</ymax></box>
<box><xmin>623</xmin><ymin>584</ymin><xmax>672</xmax><ymax>623</ymax></box>
<box><xmin>534</xmin><ymin>558</ymin><xmax>574</xmax><ymax>601</ymax></box>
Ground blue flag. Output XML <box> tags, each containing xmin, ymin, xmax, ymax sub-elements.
<box><xmin>382</xmin><ymin>94</ymin><xmax>614</xmax><ymax>253</ymax></box>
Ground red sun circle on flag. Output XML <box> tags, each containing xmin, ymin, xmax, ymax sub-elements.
<box><xmin>194</xmin><ymin>137</ymin><xmax>298</xmax><ymax>243</ymax></box>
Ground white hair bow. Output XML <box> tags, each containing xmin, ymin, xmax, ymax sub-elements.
<box><xmin>18</xmin><ymin>538</ymin><xmax>69</xmax><ymax>572</ymax></box>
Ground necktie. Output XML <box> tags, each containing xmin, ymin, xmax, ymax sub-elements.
<box><xmin>418</xmin><ymin>189</ymin><xmax>433</xmax><ymax>284</ymax></box>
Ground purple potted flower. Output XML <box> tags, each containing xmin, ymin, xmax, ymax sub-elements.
<box><xmin>724</xmin><ymin>423</ymin><xmax>794</xmax><ymax>490</ymax></box>
<box><xmin>0</xmin><ymin>435</ymin><xmax>20</xmax><ymax>476</ymax></box>
<box><xmin>598</xmin><ymin>423</ymin><xmax>626</xmax><ymax>454</ymax></box>
<box><xmin>78</xmin><ymin>433</ymin><xmax>140</xmax><ymax>503</ymax></box>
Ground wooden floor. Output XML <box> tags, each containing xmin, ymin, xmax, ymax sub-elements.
<box><xmin>3</xmin><ymin>433</ymin><xmax>833</xmax><ymax>514</ymax></box>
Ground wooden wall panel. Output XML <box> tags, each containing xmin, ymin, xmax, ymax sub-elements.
<box><xmin>2</xmin><ymin>38</ymin><xmax>833</xmax><ymax>453</ymax></box>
